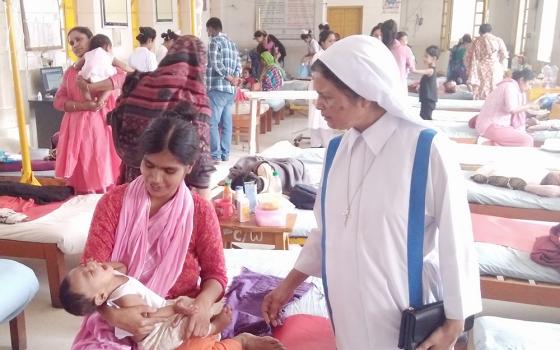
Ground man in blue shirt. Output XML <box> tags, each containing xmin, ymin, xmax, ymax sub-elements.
<box><xmin>206</xmin><ymin>17</ymin><xmax>241</xmax><ymax>162</ymax></box>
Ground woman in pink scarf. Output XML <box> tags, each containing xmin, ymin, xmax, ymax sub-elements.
<box><xmin>73</xmin><ymin>116</ymin><xmax>283</xmax><ymax>349</ymax></box>
<box><xmin>475</xmin><ymin>68</ymin><xmax>538</xmax><ymax>147</ymax></box>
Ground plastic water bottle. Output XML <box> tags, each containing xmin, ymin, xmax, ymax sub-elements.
<box><xmin>37</xmin><ymin>92</ymin><xmax>42</xmax><ymax>101</ymax></box>
<box><xmin>269</xmin><ymin>170</ymin><xmax>283</xmax><ymax>195</ymax></box>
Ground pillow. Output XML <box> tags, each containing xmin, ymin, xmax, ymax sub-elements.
<box><xmin>272</xmin><ymin>315</ymin><xmax>336</xmax><ymax>350</ymax></box>
<box><xmin>471</xmin><ymin>163</ymin><xmax>549</xmax><ymax>190</ymax></box>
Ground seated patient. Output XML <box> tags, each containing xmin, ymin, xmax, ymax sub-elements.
<box><xmin>474</xmin><ymin>68</ymin><xmax>538</xmax><ymax>147</ymax></box>
<box><xmin>60</xmin><ymin>260</ymin><xmax>235</xmax><ymax>350</ymax></box>
<box><xmin>75</xmin><ymin>34</ymin><xmax>134</xmax><ymax>104</ymax></box>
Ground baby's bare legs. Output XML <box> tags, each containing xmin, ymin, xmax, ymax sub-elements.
<box><xmin>234</xmin><ymin>333</ymin><xmax>286</xmax><ymax>350</ymax></box>
<box><xmin>209</xmin><ymin>305</ymin><xmax>233</xmax><ymax>335</ymax></box>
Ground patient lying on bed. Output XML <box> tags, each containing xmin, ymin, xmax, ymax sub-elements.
<box><xmin>59</xmin><ymin>261</ymin><xmax>264</xmax><ymax>350</ymax></box>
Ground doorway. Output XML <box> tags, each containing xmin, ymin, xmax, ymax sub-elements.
<box><xmin>327</xmin><ymin>6</ymin><xmax>363</xmax><ymax>38</ymax></box>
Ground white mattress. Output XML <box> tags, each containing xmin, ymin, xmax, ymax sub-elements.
<box><xmin>476</xmin><ymin>242</ymin><xmax>560</xmax><ymax>284</ymax></box>
<box><xmin>428</xmin><ymin>109</ymin><xmax>478</xmax><ymax>122</ymax></box>
<box><xmin>292</xmin><ymin>208</ymin><xmax>317</xmax><ymax>238</ymax></box>
<box><xmin>454</xmin><ymin>143</ymin><xmax>560</xmax><ymax>170</ymax></box>
<box><xmin>429</xmin><ymin>120</ymin><xmax>560</xmax><ymax>143</ymax></box>
<box><xmin>465</xmin><ymin>171</ymin><xmax>560</xmax><ymax>211</ymax></box>
<box><xmin>0</xmin><ymin>194</ymin><xmax>101</xmax><ymax>254</ymax></box>
<box><xmin>224</xmin><ymin>247</ymin><xmax>328</xmax><ymax>318</ymax></box>
<box><xmin>431</xmin><ymin>120</ymin><xmax>478</xmax><ymax>139</ymax></box>
<box><xmin>407</xmin><ymin>96</ymin><xmax>484</xmax><ymax>111</ymax></box>
<box><xmin>474</xmin><ymin>316</ymin><xmax>560</xmax><ymax>349</ymax></box>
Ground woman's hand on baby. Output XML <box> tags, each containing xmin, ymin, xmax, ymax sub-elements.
<box><xmin>181</xmin><ymin>299</ymin><xmax>214</xmax><ymax>339</ymax></box>
<box><xmin>100</xmin><ymin>305</ymin><xmax>168</xmax><ymax>338</ymax></box>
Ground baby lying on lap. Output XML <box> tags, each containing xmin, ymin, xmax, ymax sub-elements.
<box><xmin>59</xmin><ymin>261</ymin><xmax>251</xmax><ymax>350</ymax></box>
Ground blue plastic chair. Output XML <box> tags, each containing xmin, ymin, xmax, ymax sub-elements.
<box><xmin>0</xmin><ymin>259</ymin><xmax>39</xmax><ymax>350</ymax></box>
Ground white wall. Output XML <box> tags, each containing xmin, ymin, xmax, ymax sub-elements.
<box><xmin>400</xmin><ymin>0</ymin><xmax>444</xmax><ymax>72</ymax></box>
<box><xmin>208</xmin><ymin>0</ymin><xmax>324</xmax><ymax>77</ymax></box>
<box><xmin>138</xmin><ymin>0</ymin><xmax>180</xmax><ymax>54</ymax></box>
<box><xmin>488</xmin><ymin>0</ymin><xmax>519</xmax><ymax>56</ymax></box>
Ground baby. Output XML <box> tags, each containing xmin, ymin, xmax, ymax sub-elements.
<box><xmin>75</xmin><ymin>34</ymin><xmax>134</xmax><ymax>105</ymax></box>
<box><xmin>61</xmin><ymin>261</ymin><xmax>286</xmax><ymax>349</ymax></box>
<box><xmin>59</xmin><ymin>260</ymin><xmax>231</xmax><ymax>350</ymax></box>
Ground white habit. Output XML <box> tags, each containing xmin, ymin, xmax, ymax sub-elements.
<box><xmin>294</xmin><ymin>35</ymin><xmax>482</xmax><ymax>350</ymax></box>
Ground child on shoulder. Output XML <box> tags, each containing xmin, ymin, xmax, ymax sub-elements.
<box><xmin>75</xmin><ymin>34</ymin><xmax>134</xmax><ymax>105</ymax></box>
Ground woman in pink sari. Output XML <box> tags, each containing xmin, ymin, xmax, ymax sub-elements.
<box><xmin>54</xmin><ymin>26</ymin><xmax>124</xmax><ymax>194</ymax></box>
<box><xmin>72</xmin><ymin>116</ymin><xmax>284</xmax><ymax>350</ymax></box>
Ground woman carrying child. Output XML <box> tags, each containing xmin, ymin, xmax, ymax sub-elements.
<box><xmin>54</xmin><ymin>27</ymin><xmax>125</xmax><ymax>194</ymax></box>
<box><xmin>72</xmin><ymin>116</ymin><xmax>284</xmax><ymax>350</ymax></box>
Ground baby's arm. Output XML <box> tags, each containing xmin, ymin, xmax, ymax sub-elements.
<box><xmin>74</xmin><ymin>57</ymin><xmax>86</xmax><ymax>70</ymax></box>
<box><xmin>112</xmin><ymin>57</ymin><xmax>135</xmax><ymax>73</ymax></box>
<box><xmin>112</xmin><ymin>294</ymin><xmax>174</xmax><ymax>342</ymax></box>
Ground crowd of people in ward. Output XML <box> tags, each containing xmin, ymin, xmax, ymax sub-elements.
<box><xmin>42</xmin><ymin>13</ymin><xmax>557</xmax><ymax>350</ymax></box>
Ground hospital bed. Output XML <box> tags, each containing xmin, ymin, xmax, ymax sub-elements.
<box><xmin>428</xmin><ymin>119</ymin><xmax>560</xmax><ymax>146</ymax></box>
<box><xmin>464</xmin><ymin>171</ymin><xmax>560</xmax><ymax>222</ymax></box>
<box><xmin>261</xmin><ymin>141</ymin><xmax>560</xmax><ymax>223</ymax></box>
<box><xmin>453</xmin><ymin>143</ymin><xmax>560</xmax><ymax>171</ymax></box>
<box><xmin>472</xmin><ymin>316</ymin><xmax>560</xmax><ymax>350</ymax></box>
<box><xmin>0</xmin><ymin>194</ymin><xmax>101</xmax><ymax>307</ymax></box>
<box><xmin>473</xmin><ymin>215</ymin><xmax>560</xmax><ymax>308</ymax></box>
<box><xmin>407</xmin><ymin>96</ymin><xmax>484</xmax><ymax>112</ymax></box>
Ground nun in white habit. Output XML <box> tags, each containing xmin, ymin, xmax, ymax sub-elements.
<box><xmin>262</xmin><ymin>35</ymin><xmax>482</xmax><ymax>350</ymax></box>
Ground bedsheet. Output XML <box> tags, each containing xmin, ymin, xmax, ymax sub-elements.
<box><xmin>0</xmin><ymin>194</ymin><xmax>101</xmax><ymax>254</ymax></box>
<box><xmin>473</xmin><ymin>316</ymin><xmax>560</xmax><ymax>349</ymax></box>
<box><xmin>407</xmin><ymin>96</ymin><xmax>484</xmax><ymax>111</ymax></box>
<box><xmin>430</xmin><ymin>120</ymin><xmax>560</xmax><ymax>143</ymax></box>
<box><xmin>476</xmin><ymin>242</ymin><xmax>560</xmax><ymax>284</ymax></box>
<box><xmin>464</xmin><ymin>171</ymin><xmax>560</xmax><ymax>211</ymax></box>
<box><xmin>454</xmin><ymin>143</ymin><xmax>560</xmax><ymax>170</ymax></box>
<box><xmin>431</xmin><ymin>120</ymin><xmax>478</xmax><ymax>140</ymax></box>
<box><xmin>223</xmin><ymin>248</ymin><xmax>328</xmax><ymax>318</ymax></box>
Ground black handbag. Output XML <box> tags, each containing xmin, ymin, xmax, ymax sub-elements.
<box><xmin>398</xmin><ymin>302</ymin><xmax>475</xmax><ymax>350</ymax></box>
<box><xmin>397</xmin><ymin>129</ymin><xmax>474</xmax><ymax>350</ymax></box>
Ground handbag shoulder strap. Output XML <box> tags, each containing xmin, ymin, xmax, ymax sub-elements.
<box><xmin>407</xmin><ymin>128</ymin><xmax>437</xmax><ymax>309</ymax></box>
<box><xmin>320</xmin><ymin>134</ymin><xmax>343</xmax><ymax>322</ymax></box>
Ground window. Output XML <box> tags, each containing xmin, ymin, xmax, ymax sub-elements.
<box><xmin>20</xmin><ymin>0</ymin><xmax>64</xmax><ymax>51</ymax></box>
<box><xmin>537</xmin><ymin>0</ymin><xmax>559</xmax><ymax>62</ymax></box>
<box><xmin>472</xmin><ymin>0</ymin><xmax>488</xmax><ymax>36</ymax></box>
<box><xmin>515</xmin><ymin>0</ymin><xmax>530</xmax><ymax>55</ymax></box>
<box><xmin>440</xmin><ymin>0</ymin><xmax>453</xmax><ymax>50</ymax></box>
<box><xmin>445</xmin><ymin>0</ymin><xmax>488</xmax><ymax>48</ymax></box>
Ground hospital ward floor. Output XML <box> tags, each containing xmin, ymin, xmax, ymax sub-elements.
<box><xmin>2</xmin><ymin>112</ymin><xmax>560</xmax><ymax>349</ymax></box>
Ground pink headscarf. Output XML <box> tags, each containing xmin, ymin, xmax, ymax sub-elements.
<box><xmin>72</xmin><ymin>176</ymin><xmax>194</xmax><ymax>349</ymax></box>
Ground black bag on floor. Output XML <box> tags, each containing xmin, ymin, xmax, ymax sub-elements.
<box><xmin>289</xmin><ymin>184</ymin><xmax>316</xmax><ymax>210</ymax></box>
